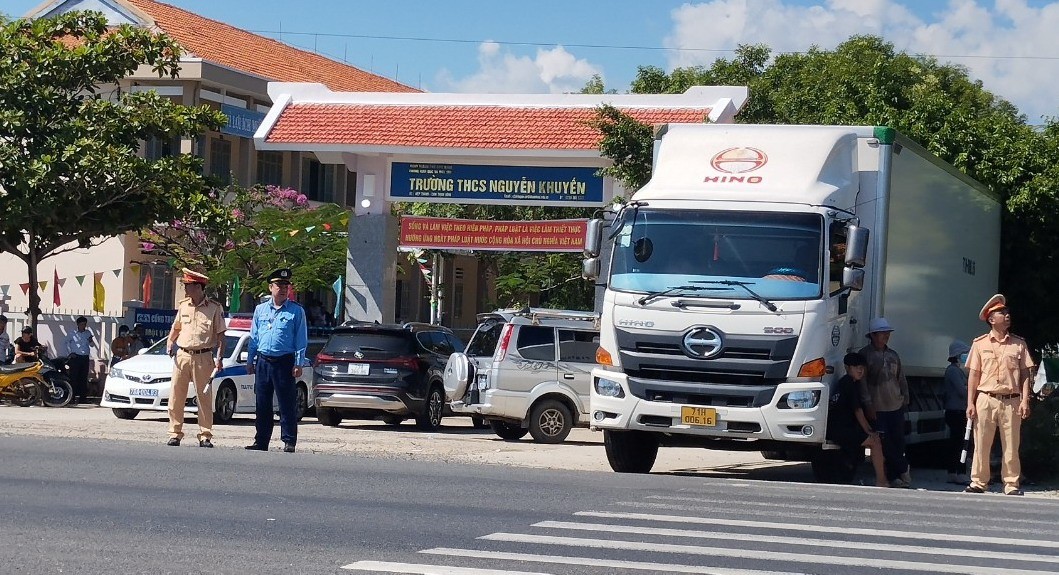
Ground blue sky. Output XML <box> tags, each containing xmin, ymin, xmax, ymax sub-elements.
<box><xmin>4</xmin><ymin>1</ymin><xmax>1057</xmax><ymax>122</ymax></box>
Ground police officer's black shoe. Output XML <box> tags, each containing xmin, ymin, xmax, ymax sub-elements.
<box><xmin>283</xmin><ymin>443</ymin><xmax>296</xmax><ymax>453</ymax></box>
<box><xmin>166</xmin><ymin>438</ymin><xmax>180</xmax><ymax>447</ymax></box>
<box><xmin>244</xmin><ymin>443</ymin><xmax>267</xmax><ymax>451</ymax></box>
<box><xmin>199</xmin><ymin>439</ymin><xmax>214</xmax><ymax>448</ymax></box>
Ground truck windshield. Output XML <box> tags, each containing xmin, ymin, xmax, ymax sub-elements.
<box><xmin>609</xmin><ymin>210</ymin><xmax>824</xmax><ymax>300</ymax></box>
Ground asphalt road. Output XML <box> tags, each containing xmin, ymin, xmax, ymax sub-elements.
<box><xmin>2</xmin><ymin>435</ymin><xmax>1057</xmax><ymax>575</ymax></box>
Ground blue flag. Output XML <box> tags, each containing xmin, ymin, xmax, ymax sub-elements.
<box><xmin>332</xmin><ymin>276</ymin><xmax>343</xmax><ymax>320</ymax></box>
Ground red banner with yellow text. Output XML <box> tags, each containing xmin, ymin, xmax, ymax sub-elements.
<box><xmin>399</xmin><ymin>216</ymin><xmax>587</xmax><ymax>252</ymax></box>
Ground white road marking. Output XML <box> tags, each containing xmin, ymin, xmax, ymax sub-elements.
<box><xmin>420</xmin><ymin>547</ymin><xmax>809</xmax><ymax>575</ymax></box>
<box><xmin>480</xmin><ymin>533</ymin><xmax>1055</xmax><ymax>575</ymax></box>
<box><xmin>640</xmin><ymin>494</ymin><xmax>1059</xmax><ymax>525</ymax></box>
<box><xmin>577</xmin><ymin>510</ymin><xmax>1057</xmax><ymax>549</ymax></box>
<box><xmin>341</xmin><ymin>560</ymin><xmax>551</xmax><ymax>575</ymax></box>
<box><xmin>533</xmin><ymin>520</ymin><xmax>1059</xmax><ymax>564</ymax></box>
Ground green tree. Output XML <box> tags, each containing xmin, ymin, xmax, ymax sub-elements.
<box><xmin>140</xmin><ymin>184</ymin><xmax>349</xmax><ymax>306</ymax></box>
<box><xmin>0</xmin><ymin>12</ymin><xmax>225</xmax><ymax>326</ymax></box>
<box><xmin>597</xmin><ymin>35</ymin><xmax>1059</xmax><ymax>346</ymax></box>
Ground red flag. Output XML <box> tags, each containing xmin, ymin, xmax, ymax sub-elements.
<box><xmin>142</xmin><ymin>273</ymin><xmax>153</xmax><ymax>307</ymax></box>
<box><xmin>53</xmin><ymin>268</ymin><xmax>60</xmax><ymax>306</ymax></box>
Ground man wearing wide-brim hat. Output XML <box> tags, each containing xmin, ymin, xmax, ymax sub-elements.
<box><xmin>164</xmin><ymin>268</ymin><xmax>226</xmax><ymax>448</ymax></box>
<box><xmin>963</xmin><ymin>294</ymin><xmax>1034</xmax><ymax>495</ymax></box>
<box><xmin>245</xmin><ymin>268</ymin><xmax>308</xmax><ymax>453</ymax></box>
<box><xmin>857</xmin><ymin>317</ymin><xmax>912</xmax><ymax>488</ymax></box>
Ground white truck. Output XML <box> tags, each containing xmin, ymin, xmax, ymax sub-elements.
<box><xmin>583</xmin><ymin>123</ymin><xmax>1000</xmax><ymax>478</ymax></box>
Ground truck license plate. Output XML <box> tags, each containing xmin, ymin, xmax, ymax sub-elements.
<box><xmin>346</xmin><ymin>363</ymin><xmax>369</xmax><ymax>375</ymax></box>
<box><xmin>680</xmin><ymin>406</ymin><xmax>717</xmax><ymax>427</ymax></box>
<box><xmin>130</xmin><ymin>388</ymin><xmax>158</xmax><ymax>397</ymax></box>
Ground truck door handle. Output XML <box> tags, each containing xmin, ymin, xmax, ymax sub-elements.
<box><xmin>563</xmin><ymin>373</ymin><xmax>575</xmax><ymax>379</ymax></box>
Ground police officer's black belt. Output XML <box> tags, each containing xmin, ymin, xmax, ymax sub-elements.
<box><xmin>260</xmin><ymin>354</ymin><xmax>294</xmax><ymax>362</ymax></box>
<box><xmin>181</xmin><ymin>348</ymin><xmax>214</xmax><ymax>355</ymax></box>
<box><xmin>982</xmin><ymin>391</ymin><xmax>1020</xmax><ymax>400</ymax></box>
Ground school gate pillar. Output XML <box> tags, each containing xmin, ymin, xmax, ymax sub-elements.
<box><xmin>342</xmin><ymin>159</ymin><xmax>397</xmax><ymax>323</ymax></box>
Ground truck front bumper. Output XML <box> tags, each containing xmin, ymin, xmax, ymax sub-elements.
<box><xmin>589</xmin><ymin>368</ymin><xmax>826</xmax><ymax>444</ymax></box>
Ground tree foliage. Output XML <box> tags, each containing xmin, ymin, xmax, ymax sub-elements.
<box><xmin>141</xmin><ymin>185</ymin><xmax>349</xmax><ymax>303</ymax></box>
<box><xmin>597</xmin><ymin>35</ymin><xmax>1059</xmax><ymax>346</ymax></box>
<box><xmin>0</xmin><ymin>12</ymin><xmax>225</xmax><ymax>324</ymax></box>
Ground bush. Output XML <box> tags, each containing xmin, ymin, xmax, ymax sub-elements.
<box><xmin>1021</xmin><ymin>395</ymin><xmax>1059</xmax><ymax>480</ymax></box>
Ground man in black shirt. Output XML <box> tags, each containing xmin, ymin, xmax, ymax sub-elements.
<box><xmin>828</xmin><ymin>352</ymin><xmax>888</xmax><ymax>487</ymax></box>
<box><xmin>13</xmin><ymin>327</ymin><xmax>42</xmax><ymax>363</ymax></box>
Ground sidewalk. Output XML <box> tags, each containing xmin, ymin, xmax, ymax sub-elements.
<box><xmin>1</xmin><ymin>404</ymin><xmax>1055</xmax><ymax>497</ymax></box>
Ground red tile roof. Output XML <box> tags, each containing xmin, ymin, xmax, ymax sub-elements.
<box><xmin>265</xmin><ymin>104</ymin><xmax>711</xmax><ymax>150</ymax></box>
<box><xmin>125</xmin><ymin>0</ymin><xmax>416</xmax><ymax>93</ymax></box>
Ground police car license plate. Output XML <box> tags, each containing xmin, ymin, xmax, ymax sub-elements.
<box><xmin>346</xmin><ymin>363</ymin><xmax>369</xmax><ymax>376</ymax></box>
<box><xmin>680</xmin><ymin>406</ymin><xmax>717</xmax><ymax>427</ymax></box>
<box><xmin>131</xmin><ymin>388</ymin><xmax>159</xmax><ymax>397</ymax></box>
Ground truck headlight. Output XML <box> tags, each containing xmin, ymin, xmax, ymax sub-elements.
<box><xmin>782</xmin><ymin>390</ymin><xmax>820</xmax><ymax>409</ymax></box>
<box><xmin>594</xmin><ymin>377</ymin><xmax>624</xmax><ymax>398</ymax></box>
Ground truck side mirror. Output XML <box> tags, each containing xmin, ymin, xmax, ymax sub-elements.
<box><xmin>842</xmin><ymin>267</ymin><xmax>865</xmax><ymax>291</ymax></box>
<box><xmin>584</xmin><ymin>219</ymin><xmax>604</xmax><ymax>258</ymax></box>
<box><xmin>844</xmin><ymin>225</ymin><xmax>869</xmax><ymax>268</ymax></box>
<box><xmin>582</xmin><ymin>257</ymin><xmax>601</xmax><ymax>280</ymax></box>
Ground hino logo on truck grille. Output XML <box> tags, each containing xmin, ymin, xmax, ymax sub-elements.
<box><xmin>682</xmin><ymin>327</ymin><xmax>723</xmax><ymax>359</ymax></box>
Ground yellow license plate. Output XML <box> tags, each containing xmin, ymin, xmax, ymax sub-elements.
<box><xmin>680</xmin><ymin>406</ymin><xmax>718</xmax><ymax>427</ymax></box>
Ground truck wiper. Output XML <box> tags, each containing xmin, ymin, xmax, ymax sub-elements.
<box><xmin>691</xmin><ymin>280</ymin><xmax>778</xmax><ymax>312</ymax></box>
<box><xmin>636</xmin><ymin>285</ymin><xmax>727</xmax><ymax>306</ymax></box>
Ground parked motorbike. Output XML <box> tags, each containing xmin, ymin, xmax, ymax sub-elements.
<box><xmin>0</xmin><ymin>361</ymin><xmax>46</xmax><ymax>406</ymax></box>
<box><xmin>40</xmin><ymin>357</ymin><xmax>74</xmax><ymax>407</ymax></box>
<box><xmin>0</xmin><ymin>359</ymin><xmax>73</xmax><ymax>408</ymax></box>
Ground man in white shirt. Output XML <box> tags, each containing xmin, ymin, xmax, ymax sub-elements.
<box><xmin>0</xmin><ymin>315</ymin><xmax>10</xmax><ymax>365</ymax></box>
<box><xmin>65</xmin><ymin>316</ymin><xmax>95</xmax><ymax>404</ymax></box>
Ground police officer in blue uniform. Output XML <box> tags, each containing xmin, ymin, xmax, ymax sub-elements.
<box><xmin>245</xmin><ymin>268</ymin><xmax>308</xmax><ymax>453</ymax></box>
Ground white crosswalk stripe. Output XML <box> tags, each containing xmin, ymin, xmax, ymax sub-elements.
<box><xmin>343</xmin><ymin>501</ymin><xmax>1058</xmax><ymax>574</ymax></box>
<box><xmin>478</xmin><ymin>532</ymin><xmax>1055</xmax><ymax>575</ymax></box>
<box><xmin>575</xmin><ymin>510</ymin><xmax>1057</xmax><ymax>550</ymax></box>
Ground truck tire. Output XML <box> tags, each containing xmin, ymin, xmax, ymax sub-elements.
<box><xmin>528</xmin><ymin>399</ymin><xmax>573</xmax><ymax>444</ymax></box>
<box><xmin>810</xmin><ymin>449</ymin><xmax>859</xmax><ymax>484</ymax></box>
<box><xmin>604</xmin><ymin>430</ymin><xmax>658</xmax><ymax>473</ymax></box>
<box><xmin>317</xmin><ymin>406</ymin><xmax>342</xmax><ymax>427</ymax></box>
<box><xmin>490</xmin><ymin>420</ymin><xmax>528</xmax><ymax>441</ymax></box>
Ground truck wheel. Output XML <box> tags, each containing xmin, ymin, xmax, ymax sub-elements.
<box><xmin>604</xmin><ymin>430</ymin><xmax>658</xmax><ymax>473</ymax></box>
<box><xmin>810</xmin><ymin>449</ymin><xmax>859</xmax><ymax>484</ymax></box>
<box><xmin>528</xmin><ymin>399</ymin><xmax>573</xmax><ymax>444</ymax></box>
<box><xmin>112</xmin><ymin>408</ymin><xmax>140</xmax><ymax>420</ymax></box>
<box><xmin>317</xmin><ymin>406</ymin><xmax>342</xmax><ymax>427</ymax></box>
<box><xmin>490</xmin><ymin>420</ymin><xmax>528</xmax><ymax>441</ymax></box>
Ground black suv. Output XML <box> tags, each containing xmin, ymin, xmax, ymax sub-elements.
<box><xmin>312</xmin><ymin>322</ymin><xmax>464</xmax><ymax>431</ymax></box>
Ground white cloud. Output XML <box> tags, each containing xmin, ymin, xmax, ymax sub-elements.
<box><xmin>435</xmin><ymin>41</ymin><xmax>603</xmax><ymax>94</ymax></box>
<box><xmin>664</xmin><ymin>0</ymin><xmax>1058</xmax><ymax>122</ymax></box>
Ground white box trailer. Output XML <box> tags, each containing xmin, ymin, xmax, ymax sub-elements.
<box><xmin>583</xmin><ymin>124</ymin><xmax>1000</xmax><ymax>477</ymax></box>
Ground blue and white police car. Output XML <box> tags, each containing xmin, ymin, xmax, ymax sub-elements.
<box><xmin>100</xmin><ymin>317</ymin><xmax>318</xmax><ymax>423</ymax></box>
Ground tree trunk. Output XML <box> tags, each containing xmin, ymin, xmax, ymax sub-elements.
<box><xmin>27</xmin><ymin>234</ymin><xmax>41</xmax><ymax>331</ymax></box>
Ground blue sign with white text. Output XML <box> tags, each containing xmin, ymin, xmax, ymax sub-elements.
<box><xmin>133</xmin><ymin>308</ymin><xmax>177</xmax><ymax>346</ymax></box>
<box><xmin>389</xmin><ymin>163</ymin><xmax>605</xmax><ymax>206</ymax></box>
<box><xmin>221</xmin><ymin>104</ymin><xmax>266</xmax><ymax>138</ymax></box>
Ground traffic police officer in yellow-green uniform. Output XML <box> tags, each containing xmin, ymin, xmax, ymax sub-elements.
<box><xmin>165</xmin><ymin>269</ymin><xmax>226</xmax><ymax>448</ymax></box>
<box><xmin>964</xmin><ymin>294</ymin><xmax>1034</xmax><ymax>496</ymax></box>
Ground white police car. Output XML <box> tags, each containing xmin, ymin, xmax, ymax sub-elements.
<box><xmin>101</xmin><ymin>317</ymin><xmax>316</xmax><ymax>423</ymax></box>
